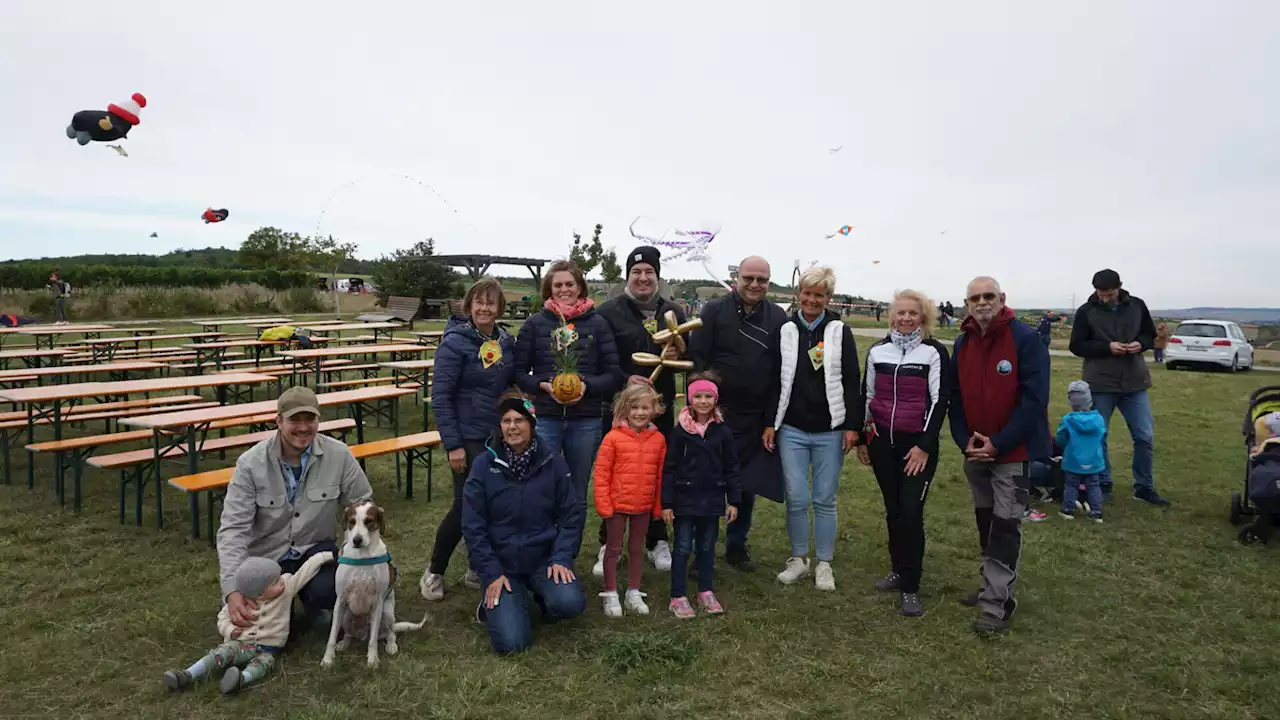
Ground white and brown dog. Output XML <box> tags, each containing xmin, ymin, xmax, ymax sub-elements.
<box><xmin>321</xmin><ymin>500</ymin><xmax>427</xmax><ymax>669</ymax></box>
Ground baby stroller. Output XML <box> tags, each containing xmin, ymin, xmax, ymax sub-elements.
<box><xmin>1231</xmin><ymin>386</ymin><xmax>1280</xmax><ymax>543</ymax></box>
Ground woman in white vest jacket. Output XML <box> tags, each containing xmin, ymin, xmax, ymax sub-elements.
<box><xmin>762</xmin><ymin>266</ymin><xmax>862</xmax><ymax>591</ymax></box>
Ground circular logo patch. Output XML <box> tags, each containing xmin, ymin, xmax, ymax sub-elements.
<box><xmin>996</xmin><ymin>359</ymin><xmax>1013</xmax><ymax>375</ymax></box>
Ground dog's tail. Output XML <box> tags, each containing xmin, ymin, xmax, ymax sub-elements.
<box><xmin>393</xmin><ymin>612</ymin><xmax>429</xmax><ymax>632</ymax></box>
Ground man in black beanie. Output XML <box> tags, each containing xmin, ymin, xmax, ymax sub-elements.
<box><xmin>1069</xmin><ymin>268</ymin><xmax>1169</xmax><ymax>506</ymax></box>
<box><xmin>595</xmin><ymin>245</ymin><xmax>687</xmax><ymax>576</ymax></box>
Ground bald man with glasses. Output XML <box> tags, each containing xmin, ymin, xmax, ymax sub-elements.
<box><xmin>689</xmin><ymin>256</ymin><xmax>789</xmax><ymax>572</ymax></box>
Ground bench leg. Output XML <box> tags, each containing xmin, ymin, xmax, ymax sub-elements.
<box><xmin>404</xmin><ymin>451</ymin><xmax>412</xmax><ymax>500</ymax></box>
<box><xmin>427</xmin><ymin>447</ymin><xmax>433</xmax><ymax>503</ymax></box>
<box><xmin>54</xmin><ymin>451</ymin><xmax>64</xmax><ymax>507</ymax></box>
<box><xmin>119</xmin><ymin>470</ymin><xmax>127</xmax><ymax>524</ymax></box>
<box><xmin>72</xmin><ymin>449</ymin><xmax>84</xmax><ymax>512</ymax></box>
<box><xmin>135</xmin><ymin>465</ymin><xmax>145</xmax><ymax>527</ymax></box>
<box><xmin>395</xmin><ymin>452</ymin><xmax>402</xmax><ymax>494</ymax></box>
<box><xmin>190</xmin><ymin>492</ymin><xmax>200</xmax><ymax>540</ymax></box>
<box><xmin>2</xmin><ymin>430</ymin><xmax>10</xmax><ymax>486</ymax></box>
<box><xmin>207</xmin><ymin>492</ymin><xmax>217</xmax><ymax>547</ymax></box>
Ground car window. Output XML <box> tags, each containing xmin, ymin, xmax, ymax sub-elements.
<box><xmin>1173</xmin><ymin>323</ymin><xmax>1227</xmax><ymax>338</ymax></box>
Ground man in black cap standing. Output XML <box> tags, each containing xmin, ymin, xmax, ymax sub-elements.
<box><xmin>1069</xmin><ymin>269</ymin><xmax>1169</xmax><ymax>506</ymax></box>
<box><xmin>595</xmin><ymin>246</ymin><xmax>688</xmax><ymax>576</ymax></box>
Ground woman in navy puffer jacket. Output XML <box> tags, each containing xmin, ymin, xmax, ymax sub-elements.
<box><xmin>514</xmin><ymin>261</ymin><xmax>621</xmax><ymax>518</ymax></box>
<box><xmin>420</xmin><ymin>278</ymin><xmax>517</xmax><ymax>602</ymax></box>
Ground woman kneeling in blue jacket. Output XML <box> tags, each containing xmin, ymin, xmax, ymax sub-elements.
<box><xmin>462</xmin><ymin>395</ymin><xmax>587</xmax><ymax>654</ymax></box>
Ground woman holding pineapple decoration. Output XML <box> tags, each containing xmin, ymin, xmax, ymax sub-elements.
<box><xmin>514</xmin><ymin>260</ymin><xmax>623</xmax><ymax>540</ymax></box>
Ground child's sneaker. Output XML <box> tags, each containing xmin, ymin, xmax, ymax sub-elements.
<box><xmin>463</xmin><ymin>569</ymin><xmax>481</xmax><ymax>589</ymax></box>
<box><xmin>163</xmin><ymin>669</ymin><xmax>194</xmax><ymax>692</ymax></box>
<box><xmin>219</xmin><ymin>667</ymin><xmax>242</xmax><ymax>695</ymax></box>
<box><xmin>776</xmin><ymin>556</ymin><xmax>810</xmax><ymax>585</ymax></box>
<box><xmin>1059</xmin><ymin>509</ymin><xmax>1075</xmax><ymax>520</ymax></box>
<box><xmin>1024</xmin><ymin>509</ymin><xmax>1047</xmax><ymax>522</ymax></box>
<box><xmin>599</xmin><ymin>590</ymin><xmax>622</xmax><ymax>618</ymax></box>
<box><xmin>592</xmin><ymin>547</ymin><xmax>606</xmax><ymax>579</ymax></box>
<box><xmin>1090</xmin><ymin>513</ymin><xmax>1104</xmax><ymax>524</ymax></box>
<box><xmin>697</xmin><ymin>591</ymin><xmax>724</xmax><ymax>615</ymax></box>
<box><xmin>669</xmin><ymin>596</ymin><xmax>696</xmax><ymax>619</ymax></box>
<box><xmin>623</xmin><ymin>589</ymin><xmax>650</xmax><ymax>615</ymax></box>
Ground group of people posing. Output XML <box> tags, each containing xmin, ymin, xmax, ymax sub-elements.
<box><xmin>204</xmin><ymin>250</ymin><xmax>1174</xmax><ymax>682</ymax></box>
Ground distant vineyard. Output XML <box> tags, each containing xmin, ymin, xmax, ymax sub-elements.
<box><xmin>0</xmin><ymin>263</ymin><xmax>314</xmax><ymax>291</ymax></box>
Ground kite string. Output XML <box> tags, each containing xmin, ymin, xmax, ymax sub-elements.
<box><xmin>313</xmin><ymin>173</ymin><xmax>467</xmax><ymax>241</ymax></box>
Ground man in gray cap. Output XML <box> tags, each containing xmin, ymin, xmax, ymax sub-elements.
<box><xmin>217</xmin><ymin>386</ymin><xmax>372</xmax><ymax>633</ymax></box>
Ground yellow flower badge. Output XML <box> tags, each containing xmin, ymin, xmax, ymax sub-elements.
<box><xmin>479</xmin><ymin>339</ymin><xmax>502</xmax><ymax>369</ymax></box>
<box><xmin>807</xmin><ymin>341</ymin><xmax>825</xmax><ymax>371</ymax></box>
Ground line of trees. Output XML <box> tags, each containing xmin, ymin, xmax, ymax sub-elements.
<box><xmin>0</xmin><ymin>263</ymin><xmax>313</xmax><ymax>291</ymax></box>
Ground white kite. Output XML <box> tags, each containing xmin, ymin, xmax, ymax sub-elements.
<box><xmin>829</xmin><ymin>145</ymin><xmax>843</xmax><ymax>154</ymax></box>
<box><xmin>629</xmin><ymin>216</ymin><xmax>731</xmax><ymax>290</ymax></box>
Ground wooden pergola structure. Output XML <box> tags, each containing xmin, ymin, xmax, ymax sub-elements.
<box><xmin>433</xmin><ymin>255</ymin><xmax>549</xmax><ymax>284</ymax></box>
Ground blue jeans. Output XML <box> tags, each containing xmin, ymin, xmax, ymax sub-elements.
<box><xmin>1062</xmin><ymin>471</ymin><xmax>1103</xmax><ymax>517</ymax></box>
<box><xmin>1091</xmin><ymin>391</ymin><xmax>1155</xmax><ymax>492</ymax></box>
<box><xmin>725</xmin><ymin>492</ymin><xmax>755</xmax><ymax>554</ymax></box>
<box><xmin>671</xmin><ymin>515</ymin><xmax>719</xmax><ymax>598</ymax></box>
<box><xmin>777</xmin><ymin>425</ymin><xmax>844</xmax><ymax>562</ymax></box>
<box><xmin>535</xmin><ymin>417</ymin><xmax>603</xmax><ymax>508</ymax></box>
<box><xmin>482</xmin><ymin>567</ymin><xmax>586</xmax><ymax>655</ymax></box>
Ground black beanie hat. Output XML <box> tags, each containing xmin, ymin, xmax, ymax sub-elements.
<box><xmin>497</xmin><ymin>395</ymin><xmax>537</xmax><ymax>429</ymax></box>
<box><xmin>1092</xmin><ymin>269</ymin><xmax>1121</xmax><ymax>290</ymax></box>
<box><xmin>625</xmin><ymin>246</ymin><xmax>662</xmax><ymax>278</ymax></box>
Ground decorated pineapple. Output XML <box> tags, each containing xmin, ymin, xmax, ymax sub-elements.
<box><xmin>549</xmin><ymin>318</ymin><xmax>584</xmax><ymax>403</ymax></box>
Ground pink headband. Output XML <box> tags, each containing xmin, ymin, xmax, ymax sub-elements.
<box><xmin>687</xmin><ymin>379</ymin><xmax>719</xmax><ymax>402</ymax></box>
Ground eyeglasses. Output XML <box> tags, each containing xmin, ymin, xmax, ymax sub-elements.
<box><xmin>739</xmin><ymin>275</ymin><xmax>770</xmax><ymax>286</ymax></box>
<box><xmin>967</xmin><ymin>292</ymin><xmax>999</xmax><ymax>303</ymax></box>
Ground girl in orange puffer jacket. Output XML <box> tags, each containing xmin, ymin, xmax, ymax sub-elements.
<box><xmin>593</xmin><ymin>383</ymin><xmax>666</xmax><ymax>617</ymax></box>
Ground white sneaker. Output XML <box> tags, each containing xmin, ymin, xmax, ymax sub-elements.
<box><xmin>776</xmin><ymin>557</ymin><xmax>810</xmax><ymax>585</ymax></box>
<box><xmin>592</xmin><ymin>546</ymin><xmax>606</xmax><ymax>579</ymax></box>
<box><xmin>623</xmin><ymin>589</ymin><xmax>650</xmax><ymax>615</ymax></box>
<box><xmin>600</xmin><ymin>590</ymin><xmax>622</xmax><ymax>618</ymax></box>
<box><xmin>463</xmin><ymin>569</ymin><xmax>481</xmax><ymax>590</ymax></box>
<box><xmin>814</xmin><ymin>561</ymin><xmax>836</xmax><ymax>591</ymax></box>
<box><xmin>649</xmin><ymin>541</ymin><xmax>672</xmax><ymax>571</ymax></box>
<box><xmin>420</xmin><ymin>571</ymin><xmax>444</xmax><ymax>601</ymax></box>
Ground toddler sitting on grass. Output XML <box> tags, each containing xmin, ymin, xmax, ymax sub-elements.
<box><xmin>164</xmin><ymin>552</ymin><xmax>333</xmax><ymax>695</ymax></box>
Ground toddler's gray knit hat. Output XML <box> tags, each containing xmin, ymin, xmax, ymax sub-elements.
<box><xmin>235</xmin><ymin>557</ymin><xmax>282</xmax><ymax>599</ymax></box>
<box><xmin>1067</xmin><ymin>380</ymin><xmax>1093</xmax><ymax>412</ymax></box>
<box><xmin>1266</xmin><ymin>412</ymin><xmax>1280</xmax><ymax>438</ymax></box>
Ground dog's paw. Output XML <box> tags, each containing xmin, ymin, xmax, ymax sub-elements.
<box><xmin>366</xmin><ymin>654</ymin><xmax>380</xmax><ymax>669</ymax></box>
<box><xmin>385</xmin><ymin>638</ymin><xmax>399</xmax><ymax>656</ymax></box>
<box><xmin>320</xmin><ymin>654</ymin><xmax>335</xmax><ymax>669</ymax></box>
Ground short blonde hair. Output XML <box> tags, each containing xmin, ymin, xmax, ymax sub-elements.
<box><xmin>797</xmin><ymin>266</ymin><xmax>836</xmax><ymax>296</ymax></box>
<box><xmin>612</xmin><ymin>383</ymin><xmax>666</xmax><ymax>425</ymax></box>
<box><xmin>891</xmin><ymin>289</ymin><xmax>937</xmax><ymax>338</ymax></box>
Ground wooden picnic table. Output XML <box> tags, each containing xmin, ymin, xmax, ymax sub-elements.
<box><xmin>14</xmin><ymin>324</ymin><xmax>117</xmax><ymax>350</ymax></box>
<box><xmin>181</xmin><ymin>338</ymin><xmax>328</xmax><ymax>373</ymax></box>
<box><xmin>307</xmin><ymin>321</ymin><xmax>402</xmax><ymax>343</ymax></box>
<box><xmin>119</xmin><ymin>385</ymin><xmax>416</xmax><ymax>529</ymax></box>
<box><xmin>409</xmin><ymin>330</ymin><xmax>444</xmax><ymax>347</ymax></box>
<box><xmin>0</xmin><ymin>372</ymin><xmax>274</xmax><ymax>490</ymax></box>
<box><xmin>246</xmin><ymin>320</ymin><xmax>346</xmax><ymax>330</ymax></box>
<box><xmin>0</xmin><ymin>360</ymin><xmax>166</xmax><ymax>385</ymax></box>
<box><xmin>195</xmin><ymin>317</ymin><xmax>291</xmax><ymax>332</ymax></box>
<box><xmin>381</xmin><ymin>360</ymin><xmax>436</xmax><ymax>430</ymax></box>
<box><xmin>0</xmin><ymin>348</ymin><xmax>71</xmax><ymax>370</ymax></box>
<box><xmin>280</xmin><ymin>344</ymin><xmax>430</xmax><ymax>387</ymax></box>
<box><xmin>79</xmin><ymin>331</ymin><xmax>227</xmax><ymax>362</ymax></box>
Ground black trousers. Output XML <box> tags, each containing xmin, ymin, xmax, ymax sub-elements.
<box><xmin>428</xmin><ymin>439</ymin><xmax>487</xmax><ymax>575</ymax></box>
<box><xmin>279</xmin><ymin>541</ymin><xmax>341</xmax><ymax>618</ymax></box>
<box><xmin>868</xmin><ymin>437</ymin><xmax>939</xmax><ymax>594</ymax></box>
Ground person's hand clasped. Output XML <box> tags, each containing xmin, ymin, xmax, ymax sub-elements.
<box><xmin>856</xmin><ymin>445</ymin><xmax>871</xmax><ymax>466</ymax></box>
<box><xmin>903</xmin><ymin>446</ymin><xmax>929</xmax><ymax>476</ymax></box>
<box><xmin>762</xmin><ymin>427</ymin><xmax>776</xmax><ymax>452</ymax></box>
<box><xmin>485</xmin><ymin>575</ymin><xmax>511</xmax><ymax>609</ymax></box>
<box><xmin>539</xmin><ymin>381</ymin><xmax>586</xmax><ymax>405</ymax></box>
<box><xmin>965</xmin><ymin>432</ymin><xmax>997</xmax><ymax>462</ymax></box>
<box><xmin>547</xmin><ymin>564</ymin><xmax>576</xmax><ymax>584</ymax></box>
<box><xmin>1124</xmin><ymin>341</ymin><xmax>1142</xmax><ymax>354</ymax></box>
<box><xmin>842</xmin><ymin>430</ymin><xmax>859</xmax><ymax>453</ymax></box>
<box><xmin>1109</xmin><ymin>341</ymin><xmax>1128</xmax><ymax>356</ymax></box>
<box><xmin>725</xmin><ymin>505</ymin><xmax>738</xmax><ymax>523</ymax></box>
<box><xmin>448</xmin><ymin>448</ymin><xmax>468</xmax><ymax>473</ymax></box>
<box><xmin>226</xmin><ymin>591</ymin><xmax>258</xmax><ymax>628</ymax></box>
<box><xmin>661</xmin><ymin>508</ymin><xmax>674</xmax><ymax>524</ymax></box>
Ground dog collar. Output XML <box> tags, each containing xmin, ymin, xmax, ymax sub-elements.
<box><xmin>338</xmin><ymin>553</ymin><xmax>392</xmax><ymax>566</ymax></box>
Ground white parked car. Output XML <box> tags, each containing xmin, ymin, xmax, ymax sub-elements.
<box><xmin>1165</xmin><ymin>319</ymin><xmax>1254</xmax><ymax>372</ymax></box>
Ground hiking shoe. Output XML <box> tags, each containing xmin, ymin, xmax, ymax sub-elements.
<box><xmin>777</xmin><ymin>557</ymin><xmax>810</xmax><ymax>585</ymax></box>
<box><xmin>648</xmin><ymin>541</ymin><xmax>673</xmax><ymax>571</ymax></box>
<box><xmin>875</xmin><ymin>572</ymin><xmax>901</xmax><ymax>592</ymax></box>
<box><xmin>1134</xmin><ymin>488</ymin><xmax>1171</xmax><ymax>507</ymax></box>
<box><xmin>960</xmin><ymin>590</ymin><xmax>981</xmax><ymax>607</ymax></box>
<box><xmin>420</xmin><ymin>571</ymin><xmax>445</xmax><ymax>601</ymax></box>
<box><xmin>623</xmin><ymin>589</ymin><xmax>650</xmax><ymax>616</ymax></box>
<box><xmin>592</xmin><ymin>546</ymin><xmax>606</xmax><ymax>579</ymax></box>
<box><xmin>219</xmin><ymin>667</ymin><xmax>242</xmax><ymax>695</ymax></box>
<box><xmin>1024</xmin><ymin>509</ymin><xmax>1047</xmax><ymax>522</ymax></box>
<box><xmin>1059</xmin><ymin>510</ymin><xmax>1075</xmax><ymax>520</ymax></box>
<box><xmin>697</xmin><ymin>590</ymin><xmax>724</xmax><ymax>615</ymax></box>
<box><xmin>463</xmin><ymin>569</ymin><xmax>481</xmax><ymax>589</ymax></box>
<box><xmin>972</xmin><ymin>612</ymin><xmax>1009</xmax><ymax>635</ymax></box>
<box><xmin>163</xmin><ymin>670</ymin><xmax>194</xmax><ymax>692</ymax></box>
<box><xmin>900</xmin><ymin>592</ymin><xmax>924</xmax><ymax>617</ymax></box>
<box><xmin>814</xmin><ymin>561</ymin><xmax>836</xmax><ymax>591</ymax></box>
<box><xmin>725</xmin><ymin>547</ymin><xmax>756</xmax><ymax>572</ymax></box>
<box><xmin>600</xmin><ymin>591</ymin><xmax>622</xmax><ymax>618</ymax></box>
<box><xmin>669</xmin><ymin>596</ymin><xmax>696</xmax><ymax>619</ymax></box>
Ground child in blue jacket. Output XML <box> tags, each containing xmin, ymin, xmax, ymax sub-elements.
<box><xmin>1056</xmin><ymin>381</ymin><xmax>1107</xmax><ymax>522</ymax></box>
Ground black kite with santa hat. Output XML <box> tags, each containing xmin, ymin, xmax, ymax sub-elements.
<box><xmin>66</xmin><ymin>93</ymin><xmax>146</xmax><ymax>146</ymax></box>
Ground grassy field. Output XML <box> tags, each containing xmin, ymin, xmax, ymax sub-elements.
<box><xmin>1</xmin><ymin>344</ymin><xmax>1278</xmax><ymax>718</ymax></box>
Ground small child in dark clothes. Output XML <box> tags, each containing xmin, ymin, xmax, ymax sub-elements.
<box><xmin>1056</xmin><ymin>381</ymin><xmax>1107</xmax><ymax>523</ymax></box>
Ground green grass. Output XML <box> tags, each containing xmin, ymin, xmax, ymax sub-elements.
<box><xmin>1</xmin><ymin>355</ymin><xmax>1278</xmax><ymax>719</ymax></box>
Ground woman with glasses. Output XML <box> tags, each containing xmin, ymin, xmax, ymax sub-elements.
<box><xmin>762</xmin><ymin>266</ymin><xmax>862</xmax><ymax>591</ymax></box>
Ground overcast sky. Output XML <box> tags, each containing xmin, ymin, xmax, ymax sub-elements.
<box><xmin>1</xmin><ymin>2</ymin><xmax>1276</xmax><ymax>308</ymax></box>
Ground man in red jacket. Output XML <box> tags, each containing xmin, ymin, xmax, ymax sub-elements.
<box><xmin>948</xmin><ymin>276</ymin><xmax>1050</xmax><ymax>635</ymax></box>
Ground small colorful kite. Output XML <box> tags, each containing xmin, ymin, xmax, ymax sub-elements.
<box><xmin>202</xmin><ymin>208</ymin><xmax>230</xmax><ymax>224</ymax></box>
<box><xmin>66</xmin><ymin>93</ymin><xmax>146</xmax><ymax>146</ymax></box>
<box><xmin>825</xmin><ymin>225</ymin><xmax>855</xmax><ymax>239</ymax></box>
<box><xmin>149</xmin><ymin>232</ymin><xmax>158</xmax><ymax>238</ymax></box>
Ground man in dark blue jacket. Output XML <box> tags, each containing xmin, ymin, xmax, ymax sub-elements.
<box><xmin>462</xmin><ymin>397</ymin><xmax>586</xmax><ymax>654</ymax></box>
<box><xmin>948</xmin><ymin>276</ymin><xmax>1049</xmax><ymax>635</ymax></box>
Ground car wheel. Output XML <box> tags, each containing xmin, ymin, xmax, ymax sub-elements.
<box><xmin>1230</xmin><ymin>355</ymin><xmax>1239</xmax><ymax>373</ymax></box>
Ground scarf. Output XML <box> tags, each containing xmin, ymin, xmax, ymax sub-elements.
<box><xmin>624</xmin><ymin>287</ymin><xmax>661</xmax><ymax>320</ymax></box>
<box><xmin>890</xmin><ymin>327</ymin><xmax>923</xmax><ymax>354</ymax></box>
<box><xmin>504</xmin><ymin>438</ymin><xmax>539</xmax><ymax>481</ymax></box>
<box><xmin>678</xmin><ymin>406</ymin><xmax>722</xmax><ymax>437</ymax></box>
<box><xmin>543</xmin><ymin>297</ymin><xmax>594</xmax><ymax>320</ymax></box>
